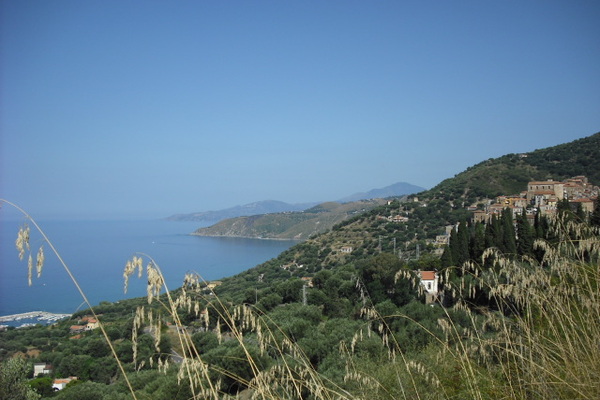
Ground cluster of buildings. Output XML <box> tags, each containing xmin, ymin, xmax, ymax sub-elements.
<box><xmin>472</xmin><ymin>176</ymin><xmax>598</xmax><ymax>224</ymax></box>
<box><xmin>33</xmin><ymin>363</ymin><xmax>77</xmax><ymax>391</ymax></box>
<box><xmin>69</xmin><ymin>315</ymin><xmax>100</xmax><ymax>336</ymax></box>
<box><xmin>421</xmin><ymin>176</ymin><xmax>597</xmax><ymax>303</ymax></box>
<box><xmin>376</xmin><ymin>214</ymin><xmax>409</xmax><ymax>223</ymax></box>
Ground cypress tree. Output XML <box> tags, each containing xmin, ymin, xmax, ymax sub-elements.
<box><xmin>557</xmin><ymin>198</ymin><xmax>571</xmax><ymax>215</ymax></box>
<box><xmin>485</xmin><ymin>214</ymin><xmax>500</xmax><ymax>249</ymax></box>
<box><xmin>470</xmin><ymin>222</ymin><xmax>486</xmax><ymax>260</ymax></box>
<box><xmin>456</xmin><ymin>220</ymin><xmax>470</xmax><ymax>265</ymax></box>
<box><xmin>574</xmin><ymin>202</ymin><xmax>586</xmax><ymax>222</ymax></box>
<box><xmin>440</xmin><ymin>245</ymin><xmax>454</xmax><ymax>267</ymax></box>
<box><xmin>501</xmin><ymin>208</ymin><xmax>517</xmax><ymax>255</ymax></box>
<box><xmin>448</xmin><ymin>227</ymin><xmax>460</xmax><ymax>266</ymax></box>
<box><xmin>516</xmin><ymin>211</ymin><xmax>534</xmax><ymax>257</ymax></box>
<box><xmin>590</xmin><ymin>199</ymin><xmax>600</xmax><ymax>228</ymax></box>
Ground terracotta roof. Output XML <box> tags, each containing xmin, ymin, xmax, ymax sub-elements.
<box><xmin>420</xmin><ymin>271</ymin><xmax>436</xmax><ymax>280</ymax></box>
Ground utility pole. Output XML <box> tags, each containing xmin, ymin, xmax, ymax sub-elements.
<box><xmin>302</xmin><ymin>284</ymin><xmax>307</xmax><ymax>306</ymax></box>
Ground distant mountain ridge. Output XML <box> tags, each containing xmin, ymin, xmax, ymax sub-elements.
<box><xmin>167</xmin><ymin>181</ymin><xmax>424</xmax><ymax>223</ymax></box>
<box><xmin>167</xmin><ymin>200</ymin><xmax>317</xmax><ymax>222</ymax></box>
<box><xmin>338</xmin><ymin>182</ymin><xmax>426</xmax><ymax>202</ymax></box>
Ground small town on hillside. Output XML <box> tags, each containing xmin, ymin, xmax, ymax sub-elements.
<box><xmin>428</xmin><ymin>175</ymin><xmax>599</xmax><ymax>249</ymax></box>
<box><xmin>377</xmin><ymin>176</ymin><xmax>598</xmax><ymax>303</ymax></box>
<box><xmin>471</xmin><ymin>175</ymin><xmax>598</xmax><ymax>224</ymax></box>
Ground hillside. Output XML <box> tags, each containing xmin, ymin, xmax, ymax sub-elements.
<box><xmin>424</xmin><ymin>132</ymin><xmax>600</xmax><ymax>204</ymax></box>
<box><xmin>215</xmin><ymin>131</ymin><xmax>600</xmax><ymax>300</ymax></box>
<box><xmin>192</xmin><ymin>199</ymin><xmax>389</xmax><ymax>240</ymax></box>
<box><xmin>2</xmin><ymin>132</ymin><xmax>599</xmax><ymax>400</ymax></box>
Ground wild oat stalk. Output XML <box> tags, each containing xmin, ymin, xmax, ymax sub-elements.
<box><xmin>1</xmin><ymin>199</ymin><xmax>140</xmax><ymax>400</ymax></box>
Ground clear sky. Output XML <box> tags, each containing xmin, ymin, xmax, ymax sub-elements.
<box><xmin>1</xmin><ymin>1</ymin><xmax>599</xmax><ymax>219</ymax></box>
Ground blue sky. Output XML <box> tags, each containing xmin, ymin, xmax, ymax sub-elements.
<box><xmin>1</xmin><ymin>1</ymin><xmax>599</xmax><ymax>219</ymax></box>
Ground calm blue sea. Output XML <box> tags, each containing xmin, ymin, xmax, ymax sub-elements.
<box><xmin>0</xmin><ymin>218</ymin><xmax>296</xmax><ymax>316</ymax></box>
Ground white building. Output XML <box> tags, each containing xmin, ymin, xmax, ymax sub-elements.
<box><xmin>52</xmin><ymin>377</ymin><xmax>77</xmax><ymax>391</ymax></box>
<box><xmin>33</xmin><ymin>363</ymin><xmax>52</xmax><ymax>377</ymax></box>
<box><xmin>420</xmin><ymin>271</ymin><xmax>439</xmax><ymax>304</ymax></box>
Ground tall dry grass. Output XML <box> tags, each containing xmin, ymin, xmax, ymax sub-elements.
<box><xmin>413</xmin><ymin>214</ymin><xmax>600</xmax><ymax>399</ymax></box>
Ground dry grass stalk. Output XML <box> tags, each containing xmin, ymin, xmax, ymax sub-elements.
<box><xmin>2</xmin><ymin>199</ymin><xmax>140</xmax><ymax>400</ymax></box>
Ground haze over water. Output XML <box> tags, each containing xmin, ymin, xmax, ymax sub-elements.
<box><xmin>0</xmin><ymin>218</ymin><xmax>296</xmax><ymax>316</ymax></box>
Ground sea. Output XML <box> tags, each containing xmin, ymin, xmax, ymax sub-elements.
<box><xmin>0</xmin><ymin>217</ymin><xmax>297</xmax><ymax>325</ymax></box>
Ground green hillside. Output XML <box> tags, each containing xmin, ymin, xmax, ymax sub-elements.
<box><xmin>427</xmin><ymin>132</ymin><xmax>600</xmax><ymax>204</ymax></box>
<box><xmin>216</xmin><ymin>131</ymin><xmax>600</xmax><ymax>300</ymax></box>
<box><xmin>192</xmin><ymin>199</ymin><xmax>389</xmax><ymax>240</ymax></box>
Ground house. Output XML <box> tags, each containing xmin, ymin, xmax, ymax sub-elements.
<box><xmin>419</xmin><ymin>271</ymin><xmax>439</xmax><ymax>304</ymax></box>
<box><xmin>69</xmin><ymin>325</ymin><xmax>86</xmax><ymax>334</ymax></box>
<box><xmin>300</xmin><ymin>277</ymin><xmax>314</xmax><ymax>287</ymax></box>
<box><xmin>390</xmin><ymin>215</ymin><xmax>409</xmax><ymax>223</ymax></box>
<box><xmin>570</xmin><ymin>197</ymin><xmax>596</xmax><ymax>213</ymax></box>
<box><xmin>206</xmin><ymin>281</ymin><xmax>222</xmax><ymax>290</ymax></box>
<box><xmin>340</xmin><ymin>246</ymin><xmax>353</xmax><ymax>254</ymax></box>
<box><xmin>33</xmin><ymin>363</ymin><xmax>53</xmax><ymax>377</ymax></box>
<box><xmin>435</xmin><ymin>234</ymin><xmax>449</xmax><ymax>246</ymax></box>
<box><xmin>77</xmin><ymin>315</ymin><xmax>100</xmax><ymax>331</ymax></box>
<box><xmin>420</xmin><ymin>271</ymin><xmax>438</xmax><ymax>294</ymax></box>
<box><xmin>52</xmin><ymin>377</ymin><xmax>77</xmax><ymax>391</ymax></box>
<box><xmin>85</xmin><ymin>318</ymin><xmax>99</xmax><ymax>331</ymax></box>
<box><xmin>527</xmin><ymin>180</ymin><xmax>564</xmax><ymax>205</ymax></box>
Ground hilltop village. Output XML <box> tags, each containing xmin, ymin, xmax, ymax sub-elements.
<box><xmin>421</xmin><ymin>176</ymin><xmax>599</xmax><ymax>249</ymax></box>
<box><xmin>472</xmin><ymin>175</ymin><xmax>598</xmax><ymax>223</ymax></box>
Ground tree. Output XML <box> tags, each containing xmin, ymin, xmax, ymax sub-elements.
<box><xmin>28</xmin><ymin>377</ymin><xmax>54</xmax><ymax>397</ymax></box>
<box><xmin>469</xmin><ymin>222</ymin><xmax>486</xmax><ymax>260</ymax></box>
<box><xmin>557</xmin><ymin>198</ymin><xmax>571</xmax><ymax>215</ymax></box>
<box><xmin>440</xmin><ymin>245</ymin><xmax>453</xmax><ymax>268</ymax></box>
<box><xmin>456</xmin><ymin>221</ymin><xmax>470</xmax><ymax>265</ymax></box>
<box><xmin>357</xmin><ymin>253</ymin><xmax>413</xmax><ymax>306</ymax></box>
<box><xmin>0</xmin><ymin>358</ymin><xmax>40</xmax><ymax>400</ymax></box>
<box><xmin>516</xmin><ymin>211</ymin><xmax>534</xmax><ymax>257</ymax></box>
<box><xmin>484</xmin><ymin>214</ymin><xmax>501</xmax><ymax>249</ymax></box>
<box><xmin>500</xmin><ymin>209</ymin><xmax>517</xmax><ymax>255</ymax></box>
<box><xmin>191</xmin><ymin>331</ymin><xmax>219</xmax><ymax>355</ymax></box>
<box><xmin>590</xmin><ymin>199</ymin><xmax>600</xmax><ymax>228</ymax></box>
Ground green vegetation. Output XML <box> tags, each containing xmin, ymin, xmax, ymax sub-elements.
<box><xmin>2</xmin><ymin>132</ymin><xmax>600</xmax><ymax>399</ymax></box>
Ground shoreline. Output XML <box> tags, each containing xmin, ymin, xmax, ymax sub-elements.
<box><xmin>189</xmin><ymin>233</ymin><xmax>303</xmax><ymax>241</ymax></box>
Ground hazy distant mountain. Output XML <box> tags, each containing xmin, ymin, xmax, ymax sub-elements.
<box><xmin>166</xmin><ymin>200</ymin><xmax>318</xmax><ymax>222</ymax></box>
<box><xmin>338</xmin><ymin>182</ymin><xmax>426</xmax><ymax>202</ymax></box>
<box><xmin>167</xmin><ymin>181</ymin><xmax>424</xmax><ymax>223</ymax></box>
